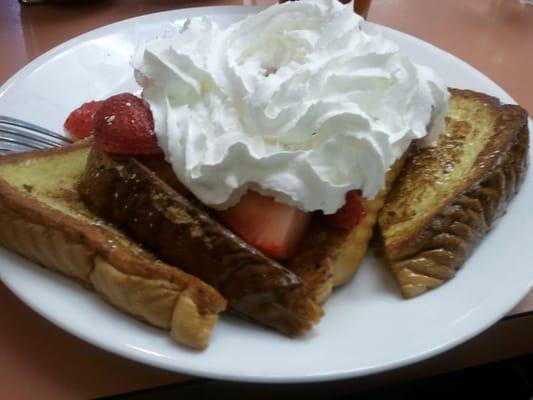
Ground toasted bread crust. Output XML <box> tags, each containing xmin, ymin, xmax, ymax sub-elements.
<box><xmin>379</xmin><ymin>89</ymin><xmax>529</xmax><ymax>298</ymax></box>
<box><xmin>79</xmin><ymin>147</ymin><xmax>323</xmax><ymax>336</ymax></box>
<box><xmin>0</xmin><ymin>142</ymin><xmax>226</xmax><ymax>349</ymax></box>
<box><xmin>287</xmin><ymin>155</ymin><xmax>406</xmax><ymax>303</ymax></box>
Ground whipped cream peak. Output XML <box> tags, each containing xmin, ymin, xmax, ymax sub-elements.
<box><xmin>132</xmin><ymin>0</ymin><xmax>449</xmax><ymax>214</ymax></box>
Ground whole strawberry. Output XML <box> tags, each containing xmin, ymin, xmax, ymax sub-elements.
<box><xmin>326</xmin><ymin>190</ymin><xmax>366</xmax><ymax>231</ymax></box>
<box><xmin>93</xmin><ymin>93</ymin><xmax>162</xmax><ymax>155</ymax></box>
<box><xmin>64</xmin><ymin>100</ymin><xmax>103</xmax><ymax>141</ymax></box>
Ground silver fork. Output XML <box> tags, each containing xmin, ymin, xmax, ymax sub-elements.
<box><xmin>0</xmin><ymin>115</ymin><xmax>73</xmax><ymax>155</ymax></box>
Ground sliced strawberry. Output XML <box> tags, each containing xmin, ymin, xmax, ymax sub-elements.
<box><xmin>219</xmin><ymin>191</ymin><xmax>311</xmax><ymax>260</ymax></box>
<box><xmin>63</xmin><ymin>100</ymin><xmax>103</xmax><ymax>141</ymax></box>
<box><xmin>93</xmin><ymin>93</ymin><xmax>162</xmax><ymax>155</ymax></box>
<box><xmin>326</xmin><ymin>190</ymin><xmax>365</xmax><ymax>231</ymax></box>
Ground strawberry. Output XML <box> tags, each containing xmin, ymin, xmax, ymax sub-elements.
<box><xmin>93</xmin><ymin>93</ymin><xmax>162</xmax><ymax>155</ymax></box>
<box><xmin>219</xmin><ymin>191</ymin><xmax>311</xmax><ymax>260</ymax></box>
<box><xmin>63</xmin><ymin>100</ymin><xmax>103</xmax><ymax>141</ymax></box>
<box><xmin>326</xmin><ymin>190</ymin><xmax>365</xmax><ymax>231</ymax></box>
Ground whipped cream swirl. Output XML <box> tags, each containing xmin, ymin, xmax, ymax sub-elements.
<box><xmin>132</xmin><ymin>0</ymin><xmax>449</xmax><ymax>214</ymax></box>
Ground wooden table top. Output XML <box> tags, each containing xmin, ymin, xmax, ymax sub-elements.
<box><xmin>1</xmin><ymin>1</ymin><xmax>532</xmax><ymax>398</ymax></box>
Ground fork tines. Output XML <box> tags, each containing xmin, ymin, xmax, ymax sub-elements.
<box><xmin>0</xmin><ymin>115</ymin><xmax>73</xmax><ymax>154</ymax></box>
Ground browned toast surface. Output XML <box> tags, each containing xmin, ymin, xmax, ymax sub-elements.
<box><xmin>287</xmin><ymin>154</ymin><xmax>407</xmax><ymax>304</ymax></box>
<box><xmin>0</xmin><ymin>141</ymin><xmax>226</xmax><ymax>349</ymax></box>
<box><xmin>379</xmin><ymin>89</ymin><xmax>529</xmax><ymax>298</ymax></box>
<box><xmin>78</xmin><ymin>146</ymin><xmax>323</xmax><ymax>336</ymax></box>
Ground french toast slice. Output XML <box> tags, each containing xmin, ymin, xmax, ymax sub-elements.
<box><xmin>378</xmin><ymin>89</ymin><xmax>529</xmax><ymax>298</ymax></box>
<box><xmin>78</xmin><ymin>138</ymin><xmax>405</xmax><ymax>314</ymax></box>
<box><xmin>78</xmin><ymin>147</ymin><xmax>323</xmax><ymax>336</ymax></box>
<box><xmin>0</xmin><ymin>140</ymin><xmax>226</xmax><ymax>350</ymax></box>
<box><xmin>287</xmin><ymin>155</ymin><xmax>406</xmax><ymax>304</ymax></box>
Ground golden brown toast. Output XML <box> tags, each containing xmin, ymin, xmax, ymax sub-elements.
<box><xmin>78</xmin><ymin>144</ymin><xmax>404</xmax><ymax>320</ymax></box>
<box><xmin>287</xmin><ymin>155</ymin><xmax>406</xmax><ymax>304</ymax></box>
<box><xmin>378</xmin><ymin>89</ymin><xmax>529</xmax><ymax>298</ymax></box>
<box><xmin>0</xmin><ymin>140</ymin><xmax>226</xmax><ymax>350</ymax></box>
<box><xmin>78</xmin><ymin>147</ymin><xmax>323</xmax><ymax>336</ymax></box>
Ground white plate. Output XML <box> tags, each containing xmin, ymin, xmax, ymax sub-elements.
<box><xmin>0</xmin><ymin>6</ymin><xmax>532</xmax><ymax>383</ymax></box>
